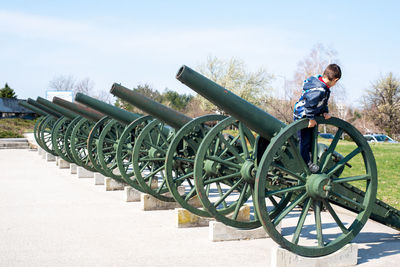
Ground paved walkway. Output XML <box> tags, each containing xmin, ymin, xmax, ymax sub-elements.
<box><xmin>0</xmin><ymin>149</ymin><xmax>399</xmax><ymax>266</ymax></box>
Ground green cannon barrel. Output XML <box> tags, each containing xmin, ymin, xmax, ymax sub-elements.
<box><xmin>176</xmin><ymin>65</ymin><xmax>285</xmax><ymax>140</ymax></box>
<box><xmin>53</xmin><ymin>97</ymin><xmax>104</xmax><ymax>122</ymax></box>
<box><xmin>110</xmin><ymin>83</ymin><xmax>191</xmax><ymax>129</ymax></box>
<box><xmin>19</xmin><ymin>101</ymin><xmax>48</xmax><ymax>116</ymax></box>
<box><xmin>75</xmin><ymin>93</ymin><xmax>140</xmax><ymax>125</ymax></box>
<box><xmin>27</xmin><ymin>98</ymin><xmax>62</xmax><ymax>118</ymax></box>
<box><xmin>37</xmin><ymin>97</ymin><xmax>78</xmax><ymax>119</ymax></box>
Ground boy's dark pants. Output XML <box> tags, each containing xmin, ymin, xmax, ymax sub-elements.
<box><xmin>297</xmin><ymin>127</ymin><xmax>314</xmax><ymax>164</ymax></box>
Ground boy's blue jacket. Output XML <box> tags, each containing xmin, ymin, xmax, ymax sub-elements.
<box><xmin>293</xmin><ymin>75</ymin><xmax>331</xmax><ymax>121</ymax></box>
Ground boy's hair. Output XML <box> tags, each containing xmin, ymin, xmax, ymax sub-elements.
<box><xmin>323</xmin><ymin>64</ymin><xmax>341</xmax><ymax>80</ymax></box>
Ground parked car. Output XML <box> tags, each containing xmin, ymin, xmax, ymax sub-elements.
<box><xmin>319</xmin><ymin>133</ymin><xmax>335</xmax><ymax>139</ymax></box>
<box><xmin>363</xmin><ymin>134</ymin><xmax>398</xmax><ymax>143</ymax></box>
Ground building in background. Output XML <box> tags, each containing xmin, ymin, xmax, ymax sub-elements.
<box><xmin>0</xmin><ymin>98</ymin><xmax>35</xmax><ymax>119</ymax></box>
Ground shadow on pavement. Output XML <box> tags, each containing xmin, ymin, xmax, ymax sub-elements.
<box><xmin>354</xmin><ymin>231</ymin><xmax>400</xmax><ymax>263</ymax></box>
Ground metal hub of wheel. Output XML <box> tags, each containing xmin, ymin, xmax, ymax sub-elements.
<box><xmin>306</xmin><ymin>174</ymin><xmax>330</xmax><ymax>199</ymax></box>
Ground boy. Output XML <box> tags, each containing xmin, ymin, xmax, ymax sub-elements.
<box><xmin>293</xmin><ymin>63</ymin><xmax>341</xmax><ymax>173</ymax></box>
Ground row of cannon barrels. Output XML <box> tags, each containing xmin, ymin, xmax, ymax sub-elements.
<box><xmin>20</xmin><ymin>65</ymin><xmax>400</xmax><ymax>257</ymax></box>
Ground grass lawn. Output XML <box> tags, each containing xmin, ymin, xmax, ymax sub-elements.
<box><xmin>0</xmin><ymin>118</ymin><xmax>36</xmax><ymax>138</ymax></box>
<box><xmin>323</xmin><ymin>140</ymin><xmax>400</xmax><ymax>209</ymax></box>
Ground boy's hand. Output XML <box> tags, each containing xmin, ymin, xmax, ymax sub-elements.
<box><xmin>308</xmin><ymin>119</ymin><xmax>317</xmax><ymax>128</ymax></box>
<box><xmin>323</xmin><ymin>113</ymin><xmax>331</xmax><ymax>120</ymax></box>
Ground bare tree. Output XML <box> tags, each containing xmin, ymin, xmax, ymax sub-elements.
<box><xmin>48</xmin><ymin>75</ymin><xmax>75</xmax><ymax>91</ymax></box>
<box><xmin>293</xmin><ymin>43</ymin><xmax>339</xmax><ymax>87</ymax></box>
<box><xmin>95</xmin><ymin>89</ymin><xmax>113</xmax><ymax>104</ymax></box>
<box><xmin>267</xmin><ymin>43</ymin><xmax>345</xmax><ymax>124</ymax></box>
<box><xmin>196</xmin><ymin>55</ymin><xmax>273</xmax><ymax>114</ymax></box>
<box><xmin>74</xmin><ymin>77</ymin><xmax>94</xmax><ymax>96</ymax></box>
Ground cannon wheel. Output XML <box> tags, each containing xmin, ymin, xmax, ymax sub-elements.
<box><xmin>39</xmin><ymin>115</ymin><xmax>58</xmax><ymax>155</ymax></box>
<box><xmin>193</xmin><ymin>116</ymin><xmax>289</xmax><ymax>229</ymax></box>
<box><xmin>97</xmin><ymin>119</ymin><xmax>126</xmax><ymax>183</ymax></box>
<box><xmin>116</xmin><ymin>115</ymin><xmax>153</xmax><ymax>192</ymax></box>
<box><xmin>70</xmin><ymin>118</ymin><xmax>97</xmax><ymax>172</ymax></box>
<box><xmin>33</xmin><ymin>116</ymin><xmax>46</xmax><ymax>149</ymax></box>
<box><xmin>132</xmin><ymin>120</ymin><xmax>174</xmax><ymax>202</ymax></box>
<box><xmin>165</xmin><ymin>114</ymin><xmax>227</xmax><ymax>217</ymax></box>
<box><xmin>51</xmin><ymin>117</ymin><xmax>73</xmax><ymax>162</ymax></box>
<box><xmin>64</xmin><ymin>117</ymin><xmax>83</xmax><ymax>163</ymax></box>
<box><xmin>87</xmin><ymin>116</ymin><xmax>112</xmax><ymax>176</ymax></box>
<box><xmin>254</xmin><ymin>117</ymin><xmax>377</xmax><ymax>257</ymax></box>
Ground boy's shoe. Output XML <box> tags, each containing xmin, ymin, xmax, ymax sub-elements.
<box><xmin>308</xmin><ymin>162</ymin><xmax>320</xmax><ymax>174</ymax></box>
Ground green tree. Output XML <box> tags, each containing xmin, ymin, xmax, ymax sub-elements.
<box><xmin>162</xmin><ymin>90</ymin><xmax>193</xmax><ymax>111</ymax></box>
<box><xmin>0</xmin><ymin>83</ymin><xmax>17</xmax><ymax>98</ymax></box>
<box><xmin>115</xmin><ymin>84</ymin><xmax>162</xmax><ymax>113</ymax></box>
<box><xmin>363</xmin><ymin>72</ymin><xmax>400</xmax><ymax>138</ymax></box>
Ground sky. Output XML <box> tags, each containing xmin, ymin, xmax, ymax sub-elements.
<box><xmin>1</xmin><ymin>0</ymin><xmax>399</xmax><ymax>107</ymax></box>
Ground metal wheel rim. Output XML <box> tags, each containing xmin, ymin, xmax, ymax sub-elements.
<box><xmin>70</xmin><ymin>118</ymin><xmax>97</xmax><ymax>171</ymax></box>
<box><xmin>132</xmin><ymin>120</ymin><xmax>174</xmax><ymax>202</ymax></box>
<box><xmin>165</xmin><ymin>114</ymin><xmax>227</xmax><ymax>217</ymax></box>
<box><xmin>39</xmin><ymin>116</ymin><xmax>57</xmax><ymax>155</ymax></box>
<box><xmin>254</xmin><ymin>117</ymin><xmax>377</xmax><ymax>257</ymax></box>
<box><xmin>116</xmin><ymin>116</ymin><xmax>153</xmax><ymax>192</ymax></box>
<box><xmin>51</xmin><ymin>117</ymin><xmax>73</xmax><ymax>162</ymax></box>
<box><xmin>194</xmin><ymin>116</ymin><xmax>261</xmax><ymax>229</ymax></box>
<box><xmin>87</xmin><ymin>116</ymin><xmax>112</xmax><ymax>176</ymax></box>
<box><xmin>63</xmin><ymin>117</ymin><xmax>82</xmax><ymax>164</ymax></box>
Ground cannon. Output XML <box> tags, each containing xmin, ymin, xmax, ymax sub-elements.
<box><xmin>19</xmin><ymin>101</ymin><xmax>48</xmax><ymax>117</ymax></box>
<box><xmin>19</xmin><ymin>100</ymin><xmax>50</xmax><ymax>149</ymax></box>
<box><xmin>49</xmin><ymin>97</ymin><xmax>110</xmax><ymax>172</ymax></box>
<box><xmin>26</xmin><ymin>98</ymin><xmax>62</xmax><ymax>150</ymax></box>
<box><xmin>176</xmin><ymin>65</ymin><xmax>400</xmax><ymax>257</ymax></box>
<box><xmin>36</xmin><ymin>97</ymin><xmax>81</xmax><ymax>160</ymax></box>
<box><xmin>26</xmin><ymin>98</ymin><xmax>65</xmax><ymax>155</ymax></box>
<box><xmin>74</xmin><ymin>93</ymin><xmax>148</xmax><ymax>186</ymax></box>
<box><xmin>27</xmin><ymin>97</ymin><xmax>106</xmax><ymax>170</ymax></box>
<box><xmin>49</xmin><ymin>98</ymin><xmax>105</xmax><ymax>167</ymax></box>
<box><xmin>110</xmin><ymin>84</ymin><xmax>226</xmax><ymax>216</ymax></box>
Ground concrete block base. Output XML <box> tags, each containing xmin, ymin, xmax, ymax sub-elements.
<box><xmin>176</xmin><ymin>208</ymin><xmax>213</xmax><ymax>228</ymax></box>
<box><xmin>141</xmin><ymin>194</ymin><xmax>181</xmax><ymax>211</ymax></box>
<box><xmin>46</xmin><ymin>153</ymin><xmax>56</xmax><ymax>162</ymax></box>
<box><xmin>209</xmin><ymin>219</ymin><xmax>280</xmax><ymax>242</ymax></box>
<box><xmin>105</xmin><ymin>178</ymin><xmax>125</xmax><ymax>191</ymax></box>
<box><xmin>55</xmin><ymin>156</ymin><xmax>59</xmax><ymax>165</ymax></box>
<box><xmin>125</xmin><ymin>186</ymin><xmax>141</xmax><ymax>202</ymax></box>
<box><xmin>270</xmin><ymin>243</ymin><xmax>358</xmax><ymax>267</ymax></box>
<box><xmin>70</xmin><ymin>164</ymin><xmax>77</xmax><ymax>174</ymax></box>
<box><xmin>94</xmin><ymin>173</ymin><xmax>105</xmax><ymax>185</ymax></box>
<box><xmin>58</xmin><ymin>158</ymin><xmax>70</xmax><ymax>169</ymax></box>
<box><xmin>77</xmin><ymin>167</ymin><xmax>94</xmax><ymax>178</ymax></box>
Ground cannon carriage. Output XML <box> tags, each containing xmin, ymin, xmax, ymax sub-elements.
<box><xmin>19</xmin><ymin>65</ymin><xmax>400</xmax><ymax>258</ymax></box>
<box><xmin>110</xmin><ymin>84</ymin><xmax>227</xmax><ymax>216</ymax></box>
<box><xmin>176</xmin><ymin>65</ymin><xmax>400</xmax><ymax>257</ymax></box>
